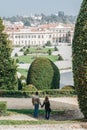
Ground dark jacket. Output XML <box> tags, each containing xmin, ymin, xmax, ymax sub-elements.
<box><xmin>42</xmin><ymin>101</ymin><xmax>51</xmax><ymax>112</ymax></box>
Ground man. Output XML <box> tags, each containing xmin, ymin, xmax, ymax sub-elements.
<box><xmin>32</xmin><ymin>91</ymin><xmax>41</xmax><ymax>118</ymax></box>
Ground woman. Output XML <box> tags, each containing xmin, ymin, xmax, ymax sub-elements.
<box><xmin>41</xmin><ymin>96</ymin><xmax>51</xmax><ymax>120</ymax></box>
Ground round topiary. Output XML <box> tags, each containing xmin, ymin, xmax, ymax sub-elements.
<box><xmin>26</xmin><ymin>57</ymin><xmax>60</xmax><ymax>90</ymax></box>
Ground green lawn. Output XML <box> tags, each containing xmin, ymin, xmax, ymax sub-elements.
<box><xmin>0</xmin><ymin>108</ymin><xmax>86</xmax><ymax>125</ymax></box>
<box><xmin>17</xmin><ymin>54</ymin><xmax>58</xmax><ymax>77</ymax></box>
<box><xmin>17</xmin><ymin>68</ymin><xmax>28</xmax><ymax>77</ymax></box>
<box><xmin>22</xmin><ymin>46</ymin><xmax>54</xmax><ymax>53</ymax></box>
<box><xmin>8</xmin><ymin>109</ymin><xmax>65</xmax><ymax>115</ymax></box>
<box><xmin>15</xmin><ymin>46</ymin><xmax>59</xmax><ymax>77</ymax></box>
<box><xmin>15</xmin><ymin>54</ymin><xmax>58</xmax><ymax>64</ymax></box>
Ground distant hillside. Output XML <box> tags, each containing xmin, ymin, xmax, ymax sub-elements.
<box><xmin>3</xmin><ymin>11</ymin><xmax>76</xmax><ymax>26</ymax></box>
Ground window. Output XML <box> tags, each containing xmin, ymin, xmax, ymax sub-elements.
<box><xmin>38</xmin><ymin>35</ymin><xmax>40</xmax><ymax>38</ymax></box>
<box><xmin>49</xmin><ymin>35</ymin><xmax>51</xmax><ymax>38</ymax></box>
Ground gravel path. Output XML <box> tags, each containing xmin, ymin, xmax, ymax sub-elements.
<box><xmin>0</xmin><ymin>97</ymin><xmax>84</xmax><ymax>120</ymax></box>
<box><xmin>0</xmin><ymin>124</ymin><xmax>87</xmax><ymax>130</ymax></box>
<box><xmin>0</xmin><ymin>97</ymin><xmax>86</xmax><ymax>130</ymax></box>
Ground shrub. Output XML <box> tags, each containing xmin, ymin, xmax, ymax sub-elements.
<box><xmin>58</xmin><ymin>54</ymin><xmax>63</xmax><ymax>61</ymax></box>
<box><xmin>43</xmin><ymin>45</ymin><xmax>45</xmax><ymax>48</ymax></box>
<box><xmin>47</xmin><ymin>49</ymin><xmax>52</xmax><ymax>55</ymax></box>
<box><xmin>0</xmin><ymin>101</ymin><xmax>7</xmax><ymax>116</ymax></box>
<box><xmin>61</xmin><ymin>85</ymin><xmax>75</xmax><ymax>90</ymax></box>
<box><xmin>0</xmin><ymin>90</ymin><xmax>76</xmax><ymax>98</ymax></box>
<box><xmin>24</xmin><ymin>51</ymin><xmax>27</xmax><ymax>55</ymax></box>
<box><xmin>54</xmin><ymin>46</ymin><xmax>58</xmax><ymax>51</ymax></box>
<box><xmin>18</xmin><ymin>78</ymin><xmax>22</xmax><ymax>90</ymax></box>
<box><xmin>46</xmin><ymin>41</ymin><xmax>51</xmax><ymax>46</ymax></box>
<box><xmin>15</xmin><ymin>53</ymin><xmax>18</xmax><ymax>57</ymax></box>
<box><xmin>72</xmin><ymin>0</ymin><xmax>87</xmax><ymax>118</ymax></box>
<box><xmin>20</xmin><ymin>48</ymin><xmax>24</xmax><ymax>51</ymax></box>
<box><xmin>26</xmin><ymin>57</ymin><xmax>60</xmax><ymax>90</ymax></box>
<box><xmin>22</xmin><ymin>84</ymin><xmax>37</xmax><ymax>91</ymax></box>
<box><xmin>16</xmin><ymin>58</ymin><xmax>19</xmax><ymax>63</ymax></box>
<box><xmin>18</xmin><ymin>76</ymin><xmax>26</xmax><ymax>90</ymax></box>
<box><xmin>28</xmin><ymin>45</ymin><xmax>30</xmax><ymax>48</ymax></box>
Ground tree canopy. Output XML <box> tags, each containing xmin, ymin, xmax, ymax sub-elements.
<box><xmin>72</xmin><ymin>0</ymin><xmax>87</xmax><ymax>118</ymax></box>
<box><xmin>0</xmin><ymin>18</ymin><xmax>17</xmax><ymax>90</ymax></box>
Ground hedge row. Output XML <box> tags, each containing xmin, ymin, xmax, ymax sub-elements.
<box><xmin>0</xmin><ymin>89</ymin><xmax>77</xmax><ymax>97</ymax></box>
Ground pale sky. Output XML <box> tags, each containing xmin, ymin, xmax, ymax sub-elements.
<box><xmin>0</xmin><ymin>0</ymin><xmax>82</xmax><ymax>17</ymax></box>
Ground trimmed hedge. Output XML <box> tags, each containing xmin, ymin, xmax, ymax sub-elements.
<box><xmin>0</xmin><ymin>90</ymin><xmax>77</xmax><ymax>98</ymax></box>
<box><xmin>0</xmin><ymin>101</ymin><xmax>7</xmax><ymax>116</ymax></box>
<box><xmin>27</xmin><ymin>57</ymin><xmax>60</xmax><ymax>90</ymax></box>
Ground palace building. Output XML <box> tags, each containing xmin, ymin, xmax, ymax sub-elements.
<box><xmin>5</xmin><ymin>22</ymin><xmax>74</xmax><ymax>46</ymax></box>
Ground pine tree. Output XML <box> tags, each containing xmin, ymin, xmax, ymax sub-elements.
<box><xmin>72</xmin><ymin>0</ymin><xmax>87</xmax><ymax>118</ymax></box>
<box><xmin>0</xmin><ymin>18</ymin><xmax>17</xmax><ymax>90</ymax></box>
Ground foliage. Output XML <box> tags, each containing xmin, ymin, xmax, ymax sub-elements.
<box><xmin>17</xmin><ymin>68</ymin><xmax>28</xmax><ymax>78</ymax></box>
<box><xmin>26</xmin><ymin>57</ymin><xmax>60</xmax><ymax>90</ymax></box>
<box><xmin>45</xmin><ymin>41</ymin><xmax>51</xmax><ymax>46</ymax></box>
<box><xmin>22</xmin><ymin>84</ymin><xmax>37</xmax><ymax>91</ymax></box>
<box><xmin>0</xmin><ymin>89</ymin><xmax>76</xmax><ymax>98</ymax></box>
<box><xmin>47</xmin><ymin>49</ymin><xmax>52</xmax><ymax>55</ymax></box>
<box><xmin>54</xmin><ymin>46</ymin><xmax>58</xmax><ymax>51</ymax></box>
<box><xmin>0</xmin><ymin>101</ymin><xmax>7</xmax><ymax>116</ymax></box>
<box><xmin>24</xmin><ymin>48</ymin><xmax>30</xmax><ymax>55</ymax></box>
<box><xmin>18</xmin><ymin>78</ymin><xmax>22</xmax><ymax>90</ymax></box>
<box><xmin>20</xmin><ymin>48</ymin><xmax>23</xmax><ymax>51</ymax></box>
<box><xmin>3</xmin><ymin>12</ymin><xmax>76</xmax><ymax>26</ymax></box>
<box><xmin>16</xmin><ymin>58</ymin><xmax>19</xmax><ymax>63</ymax></box>
<box><xmin>14</xmin><ymin>54</ymin><xmax>58</xmax><ymax>64</ymax></box>
<box><xmin>72</xmin><ymin>0</ymin><xmax>87</xmax><ymax>118</ymax></box>
<box><xmin>0</xmin><ymin>18</ymin><xmax>17</xmax><ymax>90</ymax></box>
<box><xmin>61</xmin><ymin>85</ymin><xmax>75</xmax><ymax>90</ymax></box>
<box><xmin>58</xmin><ymin>54</ymin><xmax>63</xmax><ymax>61</ymax></box>
<box><xmin>15</xmin><ymin>53</ymin><xmax>18</xmax><ymax>57</ymax></box>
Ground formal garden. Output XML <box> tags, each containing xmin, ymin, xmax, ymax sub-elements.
<box><xmin>0</xmin><ymin>0</ymin><xmax>87</xmax><ymax>127</ymax></box>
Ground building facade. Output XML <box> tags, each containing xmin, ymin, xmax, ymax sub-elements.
<box><xmin>5</xmin><ymin>23</ymin><xmax>74</xmax><ymax>46</ymax></box>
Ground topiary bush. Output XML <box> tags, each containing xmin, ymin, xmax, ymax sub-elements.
<box><xmin>26</xmin><ymin>57</ymin><xmax>60</xmax><ymax>90</ymax></box>
<box><xmin>72</xmin><ymin>0</ymin><xmax>87</xmax><ymax>118</ymax></box>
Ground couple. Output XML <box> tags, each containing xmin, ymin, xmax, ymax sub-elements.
<box><xmin>32</xmin><ymin>92</ymin><xmax>51</xmax><ymax>120</ymax></box>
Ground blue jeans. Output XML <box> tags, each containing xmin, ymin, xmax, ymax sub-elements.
<box><xmin>34</xmin><ymin>104</ymin><xmax>39</xmax><ymax>118</ymax></box>
<box><xmin>45</xmin><ymin>110</ymin><xmax>50</xmax><ymax>120</ymax></box>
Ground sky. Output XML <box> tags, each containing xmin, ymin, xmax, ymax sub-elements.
<box><xmin>0</xmin><ymin>0</ymin><xmax>82</xmax><ymax>17</ymax></box>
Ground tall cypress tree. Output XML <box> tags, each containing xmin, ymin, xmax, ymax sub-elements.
<box><xmin>72</xmin><ymin>0</ymin><xmax>87</xmax><ymax>118</ymax></box>
<box><xmin>0</xmin><ymin>18</ymin><xmax>17</xmax><ymax>90</ymax></box>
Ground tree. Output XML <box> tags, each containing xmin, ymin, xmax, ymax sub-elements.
<box><xmin>72</xmin><ymin>0</ymin><xmax>87</xmax><ymax>118</ymax></box>
<box><xmin>0</xmin><ymin>18</ymin><xmax>17</xmax><ymax>90</ymax></box>
<box><xmin>26</xmin><ymin>57</ymin><xmax>60</xmax><ymax>90</ymax></box>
